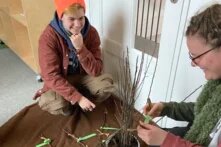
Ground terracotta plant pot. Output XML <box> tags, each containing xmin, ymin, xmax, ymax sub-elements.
<box><xmin>105</xmin><ymin>131</ymin><xmax>140</xmax><ymax>147</ymax></box>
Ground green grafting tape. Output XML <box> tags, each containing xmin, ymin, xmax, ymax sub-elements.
<box><xmin>100</xmin><ymin>126</ymin><xmax>120</xmax><ymax>131</ymax></box>
<box><xmin>36</xmin><ymin>138</ymin><xmax>51</xmax><ymax>147</ymax></box>
<box><xmin>144</xmin><ymin>114</ymin><xmax>152</xmax><ymax>123</ymax></box>
<box><xmin>77</xmin><ymin>133</ymin><xmax>97</xmax><ymax>142</ymax></box>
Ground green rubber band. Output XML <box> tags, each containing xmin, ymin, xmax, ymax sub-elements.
<box><xmin>36</xmin><ymin>138</ymin><xmax>51</xmax><ymax>147</ymax></box>
<box><xmin>100</xmin><ymin>126</ymin><xmax>120</xmax><ymax>131</ymax></box>
<box><xmin>77</xmin><ymin>133</ymin><xmax>97</xmax><ymax>142</ymax></box>
<box><xmin>143</xmin><ymin>114</ymin><xmax>152</xmax><ymax>123</ymax></box>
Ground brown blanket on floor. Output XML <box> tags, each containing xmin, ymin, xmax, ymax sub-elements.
<box><xmin>0</xmin><ymin>96</ymin><xmax>146</xmax><ymax>147</ymax></box>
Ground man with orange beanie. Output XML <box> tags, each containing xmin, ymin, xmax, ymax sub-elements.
<box><xmin>34</xmin><ymin>0</ymin><xmax>115</xmax><ymax>115</ymax></box>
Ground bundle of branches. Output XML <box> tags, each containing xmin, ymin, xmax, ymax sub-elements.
<box><xmin>116</xmin><ymin>48</ymin><xmax>149</xmax><ymax>147</ymax></box>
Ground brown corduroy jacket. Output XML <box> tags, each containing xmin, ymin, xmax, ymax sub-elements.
<box><xmin>33</xmin><ymin>24</ymin><xmax>103</xmax><ymax>104</ymax></box>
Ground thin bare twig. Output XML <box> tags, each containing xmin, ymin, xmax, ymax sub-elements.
<box><xmin>102</xmin><ymin>108</ymin><xmax>108</xmax><ymax>129</ymax></box>
<box><xmin>96</xmin><ymin>129</ymin><xmax>109</xmax><ymax>137</ymax></box>
<box><xmin>114</xmin><ymin>114</ymin><xmax>122</xmax><ymax>126</ymax></box>
<box><xmin>127</xmin><ymin>128</ymin><xmax>137</xmax><ymax>132</ymax></box>
<box><xmin>147</xmin><ymin>55</ymin><xmax>159</xmax><ymax>103</ymax></box>
<box><xmin>40</xmin><ymin>134</ymin><xmax>53</xmax><ymax>147</ymax></box>
<box><xmin>116</xmin><ymin>47</ymin><xmax>148</xmax><ymax>146</ymax></box>
<box><xmin>63</xmin><ymin>129</ymin><xmax>88</xmax><ymax>147</ymax></box>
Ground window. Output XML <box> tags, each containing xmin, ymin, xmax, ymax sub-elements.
<box><xmin>135</xmin><ymin>0</ymin><xmax>166</xmax><ymax>57</ymax></box>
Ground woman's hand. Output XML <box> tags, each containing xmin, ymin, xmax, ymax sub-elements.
<box><xmin>137</xmin><ymin>121</ymin><xmax>168</xmax><ymax>146</ymax></box>
<box><xmin>143</xmin><ymin>102</ymin><xmax>164</xmax><ymax>118</ymax></box>
<box><xmin>77</xmin><ymin>96</ymin><xmax>96</xmax><ymax>111</ymax></box>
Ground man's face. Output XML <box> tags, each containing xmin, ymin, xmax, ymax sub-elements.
<box><xmin>187</xmin><ymin>34</ymin><xmax>221</xmax><ymax>80</ymax></box>
<box><xmin>61</xmin><ymin>8</ymin><xmax>85</xmax><ymax>35</ymax></box>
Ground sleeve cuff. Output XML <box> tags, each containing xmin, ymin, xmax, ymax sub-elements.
<box><xmin>69</xmin><ymin>91</ymin><xmax>82</xmax><ymax>105</ymax></box>
<box><xmin>160</xmin><ymin>102</ymin><xmax>173</xmax><ymax>116</ymax></box>
<box><xmin>161</xmin><ymin>133</ymin><xmax>176</xmax><ymax>147</ymax></box>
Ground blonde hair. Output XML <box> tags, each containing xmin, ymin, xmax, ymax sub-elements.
<box><xmin>186</xmin><ymin>4</ymin><xmax>221</xmax><ymax>48</ymax></box>
<box><xmin>63</xmin><ymin>3</ymin><xmax>85</xmax><ymax>15</ymax></box>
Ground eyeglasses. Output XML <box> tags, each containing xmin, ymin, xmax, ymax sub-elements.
<box><xmin>189</xmin><ymin>46</ymin><xmax>217</xmax><ymax>64</ymax></box>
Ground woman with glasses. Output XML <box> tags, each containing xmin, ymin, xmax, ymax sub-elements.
<box><xmin>137</xmin><ymin>3</ymin><xmax>221</xmax><ymax>147</ymax></box>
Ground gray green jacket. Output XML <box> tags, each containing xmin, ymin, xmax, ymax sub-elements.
<box><xmin>161</xmin><ymin>80</ymin><xmax>221</xmax><ymax>146</ymax></box>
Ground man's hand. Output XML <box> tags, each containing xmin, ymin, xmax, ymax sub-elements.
<box><xmin>70</xmin><ymin>33</ymin><xmax>83</xmax><ymax>50</ymax></box>
<box><xmin>77</xmin><ymin>96</ymin><xmax>96</xmax><ymax>111</ymax></box>
<box><xmin>137</xmin><ymin>121</ymin><xmax>168</xmax><ymax>146</ymax></box>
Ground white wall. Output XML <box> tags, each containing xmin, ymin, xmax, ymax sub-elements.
<box><xmin>87</xmin><ymin>0</ymin><xmax>216</xmax><ymax>127</ymax></box>
<box><xmin>87</xmin><ymin>0</ymin><xmax>157</xmax><ymax>108</ymax></box>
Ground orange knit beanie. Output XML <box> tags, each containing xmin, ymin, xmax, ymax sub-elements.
<box><xmin>54</xmin><ymin>0</ymin><xmax>86</xmax><ymax>18</ymax></box>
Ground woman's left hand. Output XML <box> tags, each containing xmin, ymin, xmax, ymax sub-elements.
<box><xmin>137</xmin><ymin>121</ymin><xmax>168</xmax><ymax>146</ymax></box>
